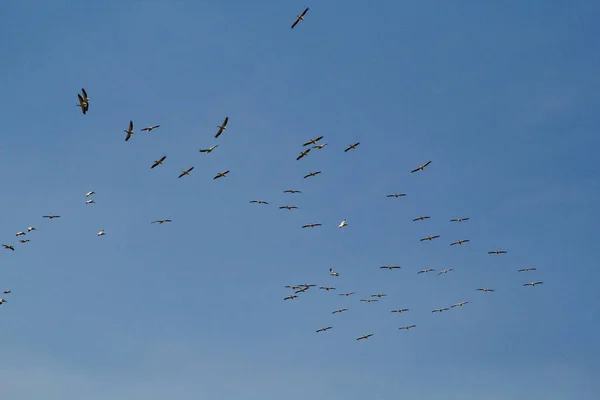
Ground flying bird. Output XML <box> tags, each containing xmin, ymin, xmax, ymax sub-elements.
<box><xmin>215</xmin><ymin>117</ymin><xmax>229</xmax><ymax>138</ymax></box>
<box><xmin>199</xmin><ymin>145</ymin><xmax>218</xmax><ymax>154</ymax></box>
<box><xmin>284</xmin><ymin>189</ymin><xmax>301</xmax><ymax>194</ymax></box>
<box><xmin>279</xmin><ymin>205</ymin><xmax>298</xmax><ymax>210</ymax></box>
<box><xmin>338</xmin><ymin>219</ymin><xmax>347</xmax><ymax>229</ymax></box>
<box><xmin>371</xmin><ymin>293</ymin><xmax>387</xmax><ymax>298</ymax></box>
<box><xmin>316</xmin><ymin>327</ymin><xmax>333</xmax><ymax>333</ymax></box>
<box><xmin>85</xmin><ymin>191</ymin><xmax>95</xmax><ymax>197</ymax></box>
<box><xmin>313</xmin><ymin>143</ymin><xmax>327</xmax><ymax>150</ymax></box>
<box><xmin>432</xmin><ymin>308</ymin><xmax>450</xmax><ymax>313</ymax></box>
<box><xmin>380</xmin><ymin>265</ymin><xmax>401</xmax><ymax>270</ymax></box>
<box><xmin>420</xmin><ymin>235</ymin><xmax>440</xmax><ymax>242</ymax></box>
<box><xmin>27</xmin><ymin>226</ymin><xmax>36</xmax><ymax>232</ymax></box>
<box><xmin>0</xmin><ymin>299</ymin><xmax>6</xmax><ymax>305</ymax></box>
<box><xmin>450</xmin><ymin>239</ymin><xmax>470</xmax><ymax>246</ymax></box>
<box><xmin>152</xmin><ymin>219</ymin><xmax>172</xmax><ymax>224</ymax></box>
<box><xmin>296</xmin><ymin>148</ymin><xmax>311</xmax><ymax>160</ymax></box>
<box><xmin>391</xmin><ymin>308</ymin><xmax>409</xmax><ymax>313</ymax></box>
<box><xmin>523</xmin><ymin>281</ymin><xmax>544</xmax><ymax>287</ymax></box>
<box><xmin>438</xmin><ymin>268</ymin><xmax>454</xmax><ymax>275</ymax></box>
<box><xmin>2</xmin><ymin>290</ymin><xmax>10</xmax><ymax>294</ymax></box>
<box><xmin>450</xmin><ymin>217</ymin><xmax>470</xmax><ymax>222</ymax></box>
<box><xmin>518</xmin><ymin>267</ymin><xmax>537</xmax><ymax>272</ymax></box>
<box><xmin>124</xmin><ymin>120</ymin><xmax>134</xmax><ymax>141</ymax></box>
<box><xmin>319</xmin><ymin>286</ymin><xmax>336</xmax><ymax>291</ymax></box>
<box><xmin>141</xmin><ymin>125</ymin><xmax>160</xmax><ymax>132</ymax></box>
<box><xmin>213</xmin><ymin>170</ymin><xmax>230</xmax><ymax>180</ymax></box>
<box><xmin>329</xmin><ymin>268</ymin><xmax>339</xmax><ymax>277</ymax></box>
<box><xmin>151</xmin><ymin>156</ymin><xmax>167</xmax><ymax>169</ymax></box>
<box><xmin>302</xmin><ymin>223</ymin><xmax>322</xmax><ymax>228</ymax></box>
<box><xmin>97</xmin><ymin>230</ymin><xmax>105</xmax><ymax>236</ymax></box>
<box><xmin>178</xmin><ymin>167</ymin><xmax>194</xmax><ymax>179</ymax></box>
<box><xmin>344</xmin><ymin>142</ymin><xmax>360</xmax><ymax>152</ymax></box>
<box><xmin>3</xmin><ymin>245</ymin><xmax>15</xmax><ymax>251</ymax></box>
<box><xmin>303</xmin><ymin>171</ymin><xmax>322</xmax><ymax>179</ymax></box>
<box><xmin>411</xmin><ymin>161</ymin><xmax>432</xmax><ymax>173</ymax></box>
<box><xmin>451</xmin><ymin>301</ymin><xmax>469</xmax><ymax>308</ymax></box>
<box><xmin>284</xmin><ymin>295</ymin><xmax>298</xmax><ymax>301</ymax></box>
<box><xmin>42</xmin><ymin>215</ymin><xmax>60</xmax><ymax>219</ymax></box>
<box><xmin>413</xmin><ymin>216</ymin><xmax>430</xmax><ymax>221</ymax></box>
<box><xmin>76</xmin><ymin>93</ymin><xmax>88</xmax><ymax>115</ymax></box>
<box><xmin>418</xmin><ymin>268</ymin><xmax>435</xmax><ymax>274</ymax></box>
<box><xmin>356</xmin><ymin>334</ymin><xmax>373</xmax><ymax>341</ymax></box>
<box><xmin>15</xmin><ymin>231</ymin><xmax>25</xmax><ymax>236</ymax></box>
<box><xmin>488</xmin><ymin>250</ymin><xmax>507</xmax><ymax>255</ymax></box>
<box><xmin>332</xmin><ymin>308</ymin><xmax>348</xmax><ymax>314</ymax></box>
<box><xmin>303</xmin><ymin>136</ymin><xmax>323</xmax><ymax>146</ymax></box>
<box><xmin>360</xmin><ymin>299</ymin><xmax>378</xmax><ymax>303</ymax></box>
<box><xmin>19</xmin><ymin>239</ymin><xmax>30</xmax><ymax>243</ymax></box>
<box><xmin>338</xmin><ymin>292</ymin><xmax>355</xmax><ymax>296</ymax></box>
<box><xmin>387</xmin><ymin>193</ymin><xmax>406</xmax><ymax>198</ymax></box>
<box><xmin>250</xmin><ymin>200</ymin><xmax>269</xmax><ymax>205</ymax></box>
<box><xmin>290</xmin><ymin>7</ymin><xmax>309</xmax><ymax>29</ymax></box>
<box><xmin>477</xmin><ymin>288</ymin><xmax>495</xmax><ymax>293</ymax></box>
<box><xmin>399</xmin><ymin>325</ymin><xmax>416</xmax><ymax>330</ymax></box>
<box><xmin>85</xmin><ymin>199</ymin><xmax>95</xmax><ymax>205</ymax></box>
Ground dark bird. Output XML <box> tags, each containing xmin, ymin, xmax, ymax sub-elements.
<box><xmin>124</xmin><ymin>120</ymin><xmax>134</xmax><ymax>141</ymax></box>
<box><xmin>290</xmin><ymin>7</ymin><xmax>309</xmax><ymax>29</ymax></box>
<box><xmin>411</xmin><ymin>161</ymin><xmax>432</xmax><ymax>173</ymax></box>
<box><xmin>200</xmin><ymin>145</ymin><xmax>218</xmax><ymax>153</ymax></box>
<box><xmin>399</xmin><ymin>325</ymin><xmax>416</xmax><ymax>330</ymax></box>
<box><xmin>303</xmin><ymin>135</ymin><xmax>323</xmax><ymax>146</ymax></box>
<box><xmin>477</xmin><ymin>288</ymin><xmax>495</xmax><ymax>293</ymax></box>
<box><xmin>488</xmin><ymin>250</ymin><xmax>507</xmax><ymax>255</ymax></box>
<box><xmin>178</xmin><ymin>167</ymin><xmax>194</xmax><ymax>179</ymax></box>
<box><xmin>519</xmin><ymin>267</ymin><xmax>537</xmax><ymax>272</ymax></box>
<box><xmin>450</xmin><ymin>217</ymin><xmax>470</xmax><ymax>222</ymax></box>
<box><xmin>279</xmin><ymin>205</ymin><xmax>298</xmax><ymax>210</ymax></box>
<box><xmin>451</xmin><ymin>301</ymin><xmax>469</xmax><ymax>308</ymax></box>
<box><xmin>420</xmin><ymin>235</ymin><xmax>440</xmax><ymax>242</ymax></box>
<box><xmin>360</xmin><ymin>299</ymin><xmax>378</xmax><ymax>303</ymax></box>
<box><xmin>284</xmin><ymin>295</ymin><xmax>298</xmax><ymax>300</ymax></box>
<box><xmin>320</xmin><ymin>286</ymin><xmax>336</xmax><ymax>291</ymax></box>
<box><xmin>391</xmin><ymin>309</ymin><xmax>409</xmax><ymax>313</ymax></box>
<box><xmin>344</xmin><ymin>142</ymin><xmax>360</xmax><ymax>152</ymax></box>
<box><xmin>387</xmin><ymin>193</ymin><xmax>406</xmax><ymax>198</ymax></box>
<box><xmin>356</xmin><ymin>333</ymin><xmax>373</xmax><ymax>341</ymax></box>
<box><xmin>3</xmin><ymin>245</ymin><xmax>15</xmax><ymax>251</ymax></box>
<box><xmin>418</xmin><ymin>268</ymin><xmax>435</xmax><ymax>274</ymax></box>
<box><xmin>213</xmin><ymin>170</ymin><xmax>230</xmax><ymax>180</ymax></box>
<box><xmin>141</xmin><ymin>125</ymin><xmax>160</xmax><ymax>132</ymax></box>
<box><xmin>297</xmin><ymin>148</ymin><xmax>311</xmax><ymax>160</ymax></box>
<box><xmin>42</xmin><ymin>215</ymin><xmax>61</xmax><ymax>219</ymax></box>
<box><xmin>338</xmin><ymin>292</ymin><xmax>355</xmax><ymax>296</ymax></box>
<box><xmin>215</xmin><ymin>117</ymin><xmax>229</xmax><ymax>138</ymax></box>
<box><xmin>438</xmin><ymin>268</ymin><xmax>454</xmax><ymax>275</ymax></box>
<box><xmin>316</xmin><ymin>326</ymin><xmax>333</xmax><ymax>333</ymax></box>
<box><xmin>284</xmin><ymin>189</ymin><xmax>302</xmax><ymax>194</ymax></box>
<box><xmin>303</xmin><ymin>171</ymin><xmax>322</xmax><ymax>179</ymax></box>
<box><xmin>380</xmin><ymin>265</ymin><xmax>401</xmax><ymax>270</ymax></box>
<box><xmin>523</xmin><ymin>281</ymin><xmax>544</xmax><ymax>287</ymax></box>
<box><xmin>413</xmin><ymin>216</ymin><xmax>430</xmax><ymax>221</ymax></box>
<box><xmin>151</xmin><ymin>156</ymin><xmax>167</xmax><ymax>169</ymax></box>
<box><xmin>250</xmin><ymin>200</ymin><xmax>269</xmax><ymax>204</ymax></box>
<box><xmin>332</xmin><ymin>308</ymin><xmax>348</xmax><ymax>314</ymax></box>
<box><xmin>302</xmin><ymin>223</ymin><xmax>321</xmax><ymax>228</ymax></box>
<box><xmin>450</xmin><ymin>239</ymin><xmax>470</xmax><ymax>246</ymax></box>
<box><xmin>152</xmin><ymin>219</ymin><xmax>172</xmax><ymax>224</ymax></box>
<box><xmin>76</xmin><ymin>93</ymin><xmax>88</xmax><ymax>114</ymax></box>
<box><xmin>432</xmin><ymin>308</ymin><xmax>450</xmax><ymax>313</ymax></box>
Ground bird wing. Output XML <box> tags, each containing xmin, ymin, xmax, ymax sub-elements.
<box><xmin>129</xmin><ymin>120</ymin><xmax>133</xmax><ymax>131</ymax></box>
<box><xmin>301</xmin><ymin>7</ymin><xmax>309</xmax><ymax>17</ymax></box>
<box><xmin>81</xmin><ymin>88</ymin><xmax>88</xmax><ymax>99</ymax></box>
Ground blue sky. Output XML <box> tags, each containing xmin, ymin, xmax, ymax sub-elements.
<box><xmin>1</xmin><ymin>0</ymin><xmax>599</xmax><ymax>399</ymax></box>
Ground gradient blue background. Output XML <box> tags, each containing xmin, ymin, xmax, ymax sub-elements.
<box><xmin>1</xmin><ymin>1</ymin><xmax>599</xmax><ymax>399</ymax></box>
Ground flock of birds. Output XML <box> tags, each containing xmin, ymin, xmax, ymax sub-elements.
<box><xmin>2</xmin><ymin>8</ymin><xmax>545</xmax><ymax>346</ymax></box>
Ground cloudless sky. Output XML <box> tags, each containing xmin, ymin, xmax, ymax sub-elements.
<box><xmin>1</xmin><ymin>1</ymin><xmax>599</xmax><ymax>399</ymax></box>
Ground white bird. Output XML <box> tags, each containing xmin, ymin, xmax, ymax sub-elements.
<box><xmin>27</xmin><ymin>226</ymin><xmax>36</xmax><ymax>232</ymax></box>
<box><xmin>200</xmin><ymin>145</ymin><xmax>219</xmax><ymax>153</ymax></box>
<box><xmin>141</xmin><ymin>125</ymin><xmax>160</xmax><ymax>132</ymax></box>
<box><xmin>86</xmin><ymin>191</ymin><xmax>95</xmax><ymax>197</ymax></box>
<box><xmin>523</xmin><ymin>281</ymin><xmax>544</xmax><ymax>287</ymax></box>
<box><xmin>329</xmin><ymin>268</ymin><xmax>339</xmax><ymax>277</ymax></box>
<box><xmin>97</xmin><ymin>229</ymin><xmax>105</xmax><ymax>236</ymax></box>
<box><xmin>477</xmin><ymin>288</ymin><xmax>495</xmax><ymax>293</ymax></box>
<box><xmin>0</xmin><ymin>298</ymin><xmax>6</xmax><ymax>305</ymax></box>
<box><xmin>432</xmin><ymin>307</ymin><xmax>450</xmax><ymax>313</ymax></box>
<box><xmin>15</xmin><ymin>231</ymin><xmax>26</xmax><ymax>236</ymax></box>
<box><xmin>418</xmin><ymin>268</ymin><xmax>435</xmax><ymax>274</ymax></box>
<box><xmin>338</xmin><ymin>219</ymin><xmax>347</xmax><ymax>228</ymax></box>
<box><xmin>450</xmin><ymin>217</ymin><xmax>470</xmax><ymax>222</ymax></box>
<box><xmin>438</xmin><ymin>268</ymin><xmax>454</xmax><ymax>275</ymax></box>
<box><xmin>313</xmin><ymin>143</ymin><xmax>327</xmax><ymax>150</ymax></box>
<box><xmin>451</xmin><ymin>301</ymin><xmax>469</xmax><ymax>308</ymax></box>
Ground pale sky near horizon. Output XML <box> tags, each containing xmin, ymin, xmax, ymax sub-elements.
<box><xmin>1</xmin><ymin>1</ymin><xmax>599</xmax><ymax>399</ymax></box>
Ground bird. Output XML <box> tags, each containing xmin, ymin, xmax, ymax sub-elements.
<box><xmin>97</xmin><ymin>230</ymin><xmax>105</xmax><ymax>236</ymax></box>
<box><xmin>387</xmin><ymin>193</ymin><xmax>406</xmax><ymax>198</ymax></box>
<box><xmin>316</xmin><ymin>327</ymin><xmax>333</xmax><ymax>333</ymax></box>
<box><xmin>523</xmin><ymin>281</ymin><xmax>544</xmax><ymax>287</ymax></box>
<box><xmin>80</xmin><ymin>88</ymin><xmax>90</xmax><ymax>105</ymax></box>
<box><xmin>284</xmin><ymin>295</ymin><xmax>298</xmax><ymax>300</ymax></box>
<box><xmin>329</xmin><ymin>268</ymin><xmax>339</xmax><ymax>277</ymax></box>
<box><xmin>124</xmin><ymin>120</ymin><xmax>134</xmax><ymax>141</ymax></box>
<box><xmin>411</xmin><ymin>161</ymin><xmax>432</xmax><ymax>173</ymax></box>
<box><xmin>360</xmin><ymin>299</ymin><xmax>378</xmax><ymax>303</ymax></box>
<box><xmin>418</xmin><ymin>268</ymin><xmax>435</xmax><ymax>274</ymax></box>
<box><xmin>199</xmin><ymin>145</ymin><xmax>218</xmax><ymax>153</ymax></box>
<box><xmin>285</xmin><ymin>285</ymin><xmax>302</xmax><ymax>290</ymax></box>
<box><xmin>399</xmin><ymin>325</ymin><xmax>416</xmax><ymax>330</ymax></box>
<box><xmin>413</xmin><ymin>216</ymin><xmax>430</xmax><ymax>221</ymax></box>
<box><xmin>319</xmin><ymin>286</ymin><xmax>336</xmax><ymax>291</ymax></box>
<box><xmin>19</xmin><ymin>239</ymin><xmax>30</xmax><ymax>243</ymax></box>
<box><xmin>85</xmin><ymin>199</ymin><xmax>95</xmax><ymax>205</ymax></box>
<box><xmin>432</xmin><ymin>307</ymin><xmax>450</xmax><ymax>313</ymax></box>
<box><xmin>302</xmin><ymin>223</ymin><xmax>322</xmax><ymax>228</ymax></box>
<box><xmin>332</xmin><ymin>308</ymin><xmax>348</xmax><ymax>314</ymax></box>
<box><xmin>338</xmin><ymin>292</ymin><xmax>355</xmax><ymax>296</ymax></box>
<box><xmin>450</xmin><ymin>217</ymin><xmax>470</xmax><ymax>222</ymax></box>
<box><xmin>420</xmin><ymin>235</ymin><xmax>440</xmax><ymax>241</ymax></box>
<box><xmin>3</xmin><ymin>245</ymin><xmax>15</xmax><ymax>251</ymax></box>
<box><xmin>380</xmin><ymin>265</ymin><xmax>401</xmax><ymax>270</ymax></box>
<box><xmin>152</xmin><ymin>219</ymin><xmax>172</xmax><ymax>224</ymax></box>
<box><xmin>303</xmin><ymin>136</ymin><xmax>323</xmax><ymax>146</ymax></box>
<box><xmin>296</xmin><ymin>148</ymin><xmax>311</xmax><ymax>160</ymax></box>
<box><xmin>518</xmin><ymin>267</ymin><xmax>537</xmax><ymax>272</ymax></box>
<box><xmin>215</xmin><ymin>116</ymin><xmax>229</xmax><ymax>138</ymax></box>
<box><xmin>27</xmin><ymin>226</ymin><xmax>36</xmax><ymax>232</ymax></box>
<box><xmin>291</xmin><ymin>7</ymin><xmax>309</xmax><ymax>29</ymax></box>
<box><xmin>338</xmin><ymin>219</ymin><xmax>347</xmax><ymax>229</ymax></box>
<box><xmin>451</xmin><ymin>301</ymin><xmax>469</xmax><ymax>308</ymax></box>
<box><xmin>295</xmin><ymin>287</ymin><xmax>309</xmax><ymax>294</ymax></box>
<box><xmin>213</xmin><ymin>170</ymin><xmax>230</xmax><ymax>180</ymax></box>
<box><xmin>344</xmin><ymin>142</ymin><xmax>360</xmax><ymax>152</ymax></box>
<box><xmin>42</xmin><ymin>215</ymin><xmax>60</xmax><ymax>219</ymax></box>
<box><xmin>313</xmin><ymin>143</ymin><xmax>327</xmax><ymax>150</ymax></box>
<box><xmin>284</xmin><ymin>189</ymin><xmax>301</xmax><ymax>194</ymax></box>
<box><xmin>437</xmin><ymin>268</ymin><xmax>454</xmax><ymax>275</ymax></box>
<box><xmin>151</xmin><ymin>156</ymin><xmax>167</xmax><ymax>169</ymax></box>
<box><xmin>85</xmin><ymin>191</ymin><xmax>95</xmax><ymax>197</ymax></box>
<box><xmin>76</xmin><ymin>93</ymin><xmax>88</xmax><ymax>115</ymax></box>
<box><xmin>250</xmin><ymin>200</ymin><xmax>269</xmax><ymax>205</ymax></box>
<box><xmin>279</xmin><ymin>205</ymin><xmax>298</xmax><ymax>210</ymax></box>
<box><xmin>15</xmin><ymin>231</ymin><xmax>25</xmax><ymax>236</ymax></box>
<box><xmin>356</xmin><ymin>334</ymin><xmax>373</xmax><ymax>341</ymax></box>
<box><xmin>450</xmin><ymin>239</ymin><xmax>470</xmax><ymax>246</ymax></box>
<box><xmin>303</xmin><ymin>171</ymin><xmax>322</xmax><ymax>179</ymax></box>
<box><xmin>0</xmin><ymin>299</ymin><xmax>6</xmax><ymax>305</ymax></box>
<box><xmin>141</xmin><ymin>125</ymin><xmax>160</xmax><ymax>132</ymax></box>
<box><xmin>178</xmin><ymin>167</ymin><xmax>194</xmax><ymax>179</ymax></box>
<box><xmin>2</xmin><ymin>290</ymin><xmax>10</xmax><ymax>294</ymax></box>
<box><xmin>391</xmin><ymin>309</ymin><xmax>409</xmax><ymax>313</ymax></box>
<box><xmin>488</xmin><ymin>250</ymin><xmax>507</xmax><ymax>255</ymax></box>
<box><xmin>371</xmin><ymin>293</ymin><xmax>387</xmax><ymax>298</ymax></box>
<box><xmin>477</xmin><ymin>288</ymin><xmax>495</xmax><ymax>293</ymax></box>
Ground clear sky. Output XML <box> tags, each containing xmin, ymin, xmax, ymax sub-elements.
<box><xmin>1</xmin><ymin>1</ymin><xmax>599</xmax><ymax>399</ymax></box>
